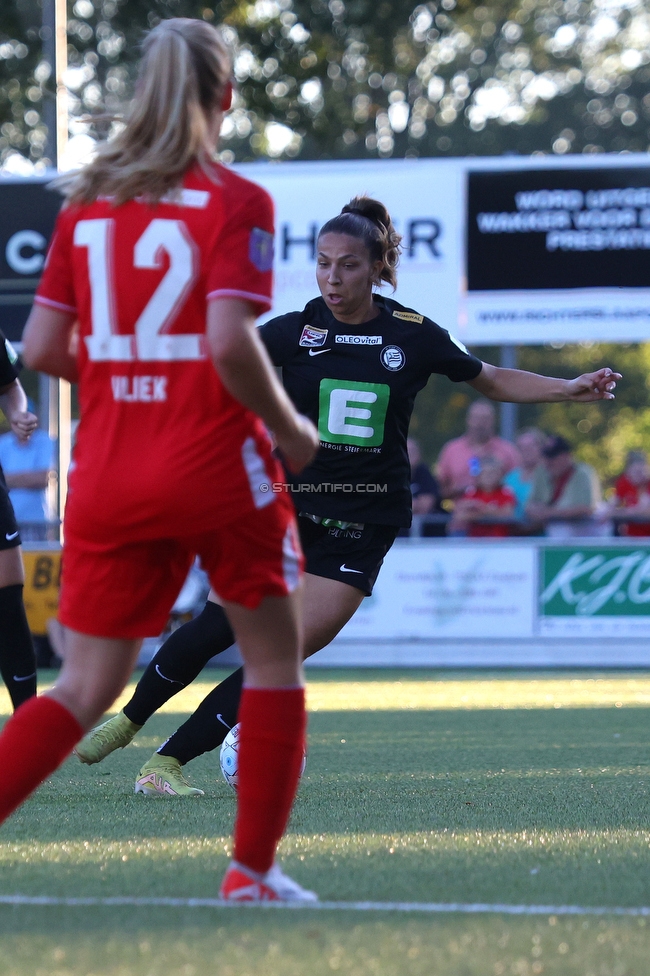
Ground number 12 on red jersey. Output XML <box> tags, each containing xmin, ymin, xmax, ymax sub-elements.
<box><xmin>75</xmin><ymin>217</ymin><xmax>203</xmax><ymax>362</ymax></box>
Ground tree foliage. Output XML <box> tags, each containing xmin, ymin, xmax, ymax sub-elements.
<box><xmin>2</xmin><ymin>0</ymin><xmax>650</xmax><ymax>171</ymax></box>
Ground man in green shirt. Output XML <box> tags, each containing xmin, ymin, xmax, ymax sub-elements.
<box><xmin>526</xmin><ymin>435</ymin><xmax>602</xmax><ymax>537</ymax></box>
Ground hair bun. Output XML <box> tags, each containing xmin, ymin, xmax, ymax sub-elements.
<box><xmin>342</xmin><ymin>197</ymin><xmax>390</xmax><ymax>231</ymax></box>
<box><xmin>319</xmin><ymin>195</ymin><xmax>402</xmax><ymax>290</ymax></box>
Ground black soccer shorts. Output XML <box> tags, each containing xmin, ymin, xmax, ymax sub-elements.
<box><xmin>297</xmin><ymin>514</ymin><xmax>398</xmax><ymax>596</ymax></box>
<box><xmin>0</xmin><ymin>467</ymin><xmax>21</xmax><ymax>551</ymax></box>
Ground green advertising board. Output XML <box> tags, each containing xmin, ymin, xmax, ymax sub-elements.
<box><xmin>540</xmin><ymin>546</ymin><xmax>650</xmax><ymax>618</ymax></box>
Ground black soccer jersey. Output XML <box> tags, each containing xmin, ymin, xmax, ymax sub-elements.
<box><xmin>0</xmin><ymin>330</ymin><xmax>19</xmax><ymax>389</ymax></box>
<box><xmin>260</xmin><ymin>295</ymin><xmax>483</xmax><ymax>526</ymax></box>
<box><xmin>0</xmin><ymin>329</ymin><xmax>22</xmax><ymax>545</ymax></box>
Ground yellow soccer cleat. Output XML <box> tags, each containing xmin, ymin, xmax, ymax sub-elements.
<box><xmin>134</xmin><ymin>755</ymin><xmax>205</xmax><ymax>796</ymax></box>
<box><xmin>74</xmin><ymin>711</ymin><xmax>141</xmax><ymax>765</ymax></box>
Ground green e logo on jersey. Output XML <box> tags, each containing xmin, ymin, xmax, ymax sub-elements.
<box><xmin>318</xmin><ymin>379</ymin><xmax>390</xmax><ymax>447</ymax></box>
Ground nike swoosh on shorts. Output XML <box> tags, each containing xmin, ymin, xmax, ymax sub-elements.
<box><xmin>308</xmin><ymin>348</ymin><xmax>331</xmax><ymax>356</ymax></box>
<box><xmin>340</xmin><ymin>564</ymin><xmax>363</xmax><ymax>574</ymax></box>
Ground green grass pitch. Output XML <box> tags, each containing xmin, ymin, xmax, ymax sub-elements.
<box><xmin>0</xmin><ymin>668</ymin><xmax>650</xmax><ymax>974</ymax></box>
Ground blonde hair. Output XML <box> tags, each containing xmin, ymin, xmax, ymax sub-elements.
<box><xmin>318</xmin><ymin>196</ymin><xmax>403</xmax><ymax>290</ymax></box>
<box><xmin>61</xmin><ymin>19</ymin><xmax>231</xmax><ymax>205</ymax></box>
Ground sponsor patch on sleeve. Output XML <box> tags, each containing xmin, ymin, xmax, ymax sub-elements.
<box><xmin>392</xmin><ymin>309</ymin><xmax>424</xmax><ymax>324</ymax></box>
<box><xmin>299</xmin><ymin>325</ymin><xmax>329</xmax><ymax>347</ymax></box>
<box><xmin>249</xmin><ymin>227</ymin><xmax>274</xmax><ymax>272</ymax></box>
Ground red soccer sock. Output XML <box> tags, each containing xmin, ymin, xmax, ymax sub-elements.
<box><xmin>233</xmin><ymin>686</ymin><xmax>306</xmax><ymax>875</ymax></box>
<box><xmin>0</xmin><ymin>695</ymin><xmax>83</xmax><ymax>824</ymax></box>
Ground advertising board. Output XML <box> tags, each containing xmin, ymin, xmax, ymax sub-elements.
<box><xmin>249</xmin><ymin>158</ymin><xmax>463</xmax><ymax>334</ymax></box>
<box><xmin>0</xmin><ymin>178</ymin><xmax>62</xmax><ymax>342</ymax></box>
<box><xmin>16</xmin><ymin>538</ymin><xmax>650</xmax><ymax>663</ymax></box>
<box><xmin>4</xmin><ymin>154</ymin><xmax>650</xmax><ymax>346</ymax></box>
<box><xmin>337</xmin><ymin>542</ymin><xmax>536</xmax><ymax>640</ymax></box>
<box><xmin>539</xmin><ymin>544</ymin><xmax>650</xmax><ymax>637</ymax></box>
<box><xmin>464</xmin><ymin>162</ymin><xmax>650</xmax><ymax>345</ymax></box>
<box><xmin>21</xmin><ymin>548</ymin><xmax>60</xmax><ymax>636</ymax></box>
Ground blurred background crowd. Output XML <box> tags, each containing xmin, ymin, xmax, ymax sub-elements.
<box><xmin>2</xmin><ymin>385</ymin><xmax>648</xmax><ymax>543</ymax></box>
<box><xmin>406</xmin><ymin>397</ymin><xmax>650</xmax><ymax>539</ymax></box>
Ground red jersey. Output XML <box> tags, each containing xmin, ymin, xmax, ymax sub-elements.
<box><xmin>614</xmin><ymin>474</ymin><xmax>650</xmax><ymax>537</ymax></box>
<box><xmin>464</xmin><ymin>485</ymin><xmax>516</xmax><ymax>538</ymax></box>
<box><xmin>36</xmin><ymin>163</ymin><xmax>277</xmax><ymax>541</ymax></box>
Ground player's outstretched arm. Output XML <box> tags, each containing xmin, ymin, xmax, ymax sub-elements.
<box><xmin>207</xmin><ymin>297</ymin><xmax>318</xmax><ymax>472</ymax></box>
<box><xmin>468</xmin><ymin>363</ymin><xmax>621</xmax><ymax>404</ymax></box>
<box><xmin>22</xmin><ymin>305</ymin><xmax>79</xmax><ymax>383</ymax></box>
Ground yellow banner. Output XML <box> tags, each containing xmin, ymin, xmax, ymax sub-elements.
<box><xmin>22</xmin><ymin>549</ymin><xmax>61</xmax><ymax>636</ymax></box>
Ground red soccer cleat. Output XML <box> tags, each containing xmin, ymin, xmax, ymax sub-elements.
<box><xmin>219</xmin><ymin>861</ymin><xmax>318</xmax><ymax>903</ymax></box>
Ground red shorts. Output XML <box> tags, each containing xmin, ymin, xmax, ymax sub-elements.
<box><xmin>59</xmin><ymin>491</ymin><xmax>303</xmax><ymax>639</ymax></box>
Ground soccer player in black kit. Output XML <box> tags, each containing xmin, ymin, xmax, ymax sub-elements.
<box><xmin>75</xmin><ymin>196</ymin><xmax>621</xmax><ymax>795</ymax></box>
<box><xmin>0</xmin><ymin>330</ymin><xmax>39</xmax><ymax>709</ymax></box>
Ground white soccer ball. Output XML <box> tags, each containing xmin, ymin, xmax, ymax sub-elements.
<box><xmin>219</xmin><ymin>723</ymin><xmax>242</xmax><ymax>790</ymax></box>
<box><xmin>219</xmin><ymin>722</ymin><xmax>307</xmax><ymax>792</ymax></box>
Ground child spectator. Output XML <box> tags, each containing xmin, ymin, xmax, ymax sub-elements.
<box><xmin>451</xmin><ymin>455</ymin><xmax>516</xmax><ymax>537</ymax></box>
<box><xmin>436</xmin><ymin>399</ymin><xmax>520</xmax><ymax>500</ymax></box>
<box><xmin>504</xmin><ymin>428</ymin><xmax>547</xmax><ymax>523</ymax></box>
<box><xmin>611</xmin><ymin>450</ymin><xmax>650</xmax><ymax>536</ymax></box>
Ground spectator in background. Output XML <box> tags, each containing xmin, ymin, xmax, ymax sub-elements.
<box><xmin>609</xmin><ymin>450</ymin><xmax>650</xmax><ymax>536</ymax></box>
<box><xmin>436</xmin><ymin>399</ymin><xmax>520</xmax><ymax>500</ymax></box>
<box><xmin>451</xmin><ymin>455</ymin><xmax>516</xmax><ymax>537</ymax></box>
<box><xmin>0</xmin><ymin>402</ymin><xmax>54</xmax><ymax>535</ymax></box>
<box><xmin>526</xmin><ymin>436</ymin><xmax>601</xmax><ymax>538</ymax></box>
<box><xmin>504</xmin><ymin>427</ymin><xmax>547</xmax><ymax>523</ymax></box>
<box><xmin>405</xmin><ymin>437</ymin><xmax>446</xmax><ymax>537</ymax></box>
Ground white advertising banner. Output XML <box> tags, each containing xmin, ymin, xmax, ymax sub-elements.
<box><xmin>240</xmin><ymin>153</ymin><xmax>650</xmax><ymax>346</ymax></box>
<box><xmin>336</xmin><ymin>541</ymin><xmax>536</xmax><ymax>640</ymax></box>
<box><xmin>8</xmin><ymin>155</ymin><xmax>650</xmax><ymax>346</ymax></box>
<box><xmin>241</xmin><ymin>158</ymin><xmax>463</xmax><ymax>334</ymax></box>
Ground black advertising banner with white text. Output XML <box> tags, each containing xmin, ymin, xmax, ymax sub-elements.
<box><xmin>468</xmin><ymin>167</ymin><xmax>650</xmax><ymax>291</ymax></box>
<box><xmin>462</xmin><ymin>161</ymin><xmax>650</xmax><ymax>344</ymax></box>
<box><xmin>0</xmin><ymin>178</ymin><xmax>62</xmax><ymax>342</ymax></box>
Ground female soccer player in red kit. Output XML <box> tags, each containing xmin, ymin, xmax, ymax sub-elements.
<box><xmin>0</xmin><ymin>18</ymin><xmax>320</xmax><ymax>903</ymax></box>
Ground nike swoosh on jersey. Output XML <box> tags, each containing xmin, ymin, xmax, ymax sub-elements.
<box><xmin>5</xmin><ymin>531</ymin><xmax>19</xmax><ymax>541</ymax></box>
<box><xmin>340</xmin><ymin>564</ymin><xmax>363</xmax><ymax>574</ymax></box>
<box><xmin>13</xmin><ymin>672</ymin><xmax>36</xmax><ymax>682</ymax></box>
<box><xmin>308</xmin><ymin>348</ymin><xmax>331</xmax><ymax>356</ymax></box>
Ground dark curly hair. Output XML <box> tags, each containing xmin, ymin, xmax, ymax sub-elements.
<box><xmin>318</xmin><ymin>196</ymin><xmax>403</xmax><ymax>290</ymax></box>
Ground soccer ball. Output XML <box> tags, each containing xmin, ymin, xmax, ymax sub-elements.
<box><xmin>219</xmin><ymin>723</ymin><xmax>307</xmax><ymax>792</ymax></box>
<box><xmin>219</xmin><ymin>723</ymin><xmax>242</xmax><ymax>790</ymax></box>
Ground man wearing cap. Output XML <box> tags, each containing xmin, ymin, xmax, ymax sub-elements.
<box><xmin>526</xmin><ymin>435</ymin><xmax>601</xmax><ymax>537</ymax></box>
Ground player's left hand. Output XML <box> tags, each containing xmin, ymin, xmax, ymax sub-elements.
<box><xmin>566</xmin><ymin>367</ymin><xmax>621</xmax><ymax>402</ymax></box>
<box><xmin>11</xmin><ymin>409</ymin><xmax>38</xmax><ymax>442</ymax></box>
